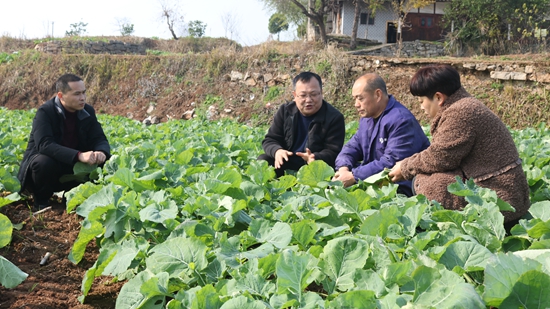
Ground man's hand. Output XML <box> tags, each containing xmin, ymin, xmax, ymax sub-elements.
<box><xmin>389</xmin><ymin>161</ymin><xmax>404</xmax><ymax>182</ymax></box>
<box><xmin>295</xmin><ymin>148</ymin><xmax>315</xmax><ymax>164</ymax></box>
<box><xmin>274</xmin><ymin>149</ymin><xmax>293</xmax><ymax>169</ymax></box>
<box><xmin>332</xmin><ymin>167</ymin><xmax>356</xmax><ymax>187</ymax></box>
<box><xmin>78</xmin><ymin>151</ymin><xmax>107</xmax><ymax>165</ymax></box>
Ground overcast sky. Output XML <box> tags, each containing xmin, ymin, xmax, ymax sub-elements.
<box><xmin>0</xmin><ymin>0</ymin><xmax>295</xmax><ymax>46</ymax></box>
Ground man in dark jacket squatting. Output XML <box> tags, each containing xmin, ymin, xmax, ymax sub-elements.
<box><xmin>333</xmin><ymin>73</ymin><xmax>429</xmax><ymax>196</ymax></box>
<box><xmin>258</xmin><ymin>71</ymin><xmax>345</xmax><ymax>177</ymax></box>
<box><xmin>17</xmin><ymin>74</ymin><xmax>110</xmax><ymax>210</ymax></box>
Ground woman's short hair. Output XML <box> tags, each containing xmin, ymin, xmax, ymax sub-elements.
<box><xmin>409</xmin><ymin>64</ymin><xmax>461</xmax><ymax>98</ymax></box>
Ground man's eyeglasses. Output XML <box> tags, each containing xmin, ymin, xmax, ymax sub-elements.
<box><xmin>296</xmin><ymin>92</ymin><xmax>321</xmax><ymax>100</ymax></box>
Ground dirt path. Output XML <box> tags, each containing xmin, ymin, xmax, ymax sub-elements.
<box><xmin>0</xmin><ymin>201</ymin><xmax>122</xmax><ymax>309</ymax></box>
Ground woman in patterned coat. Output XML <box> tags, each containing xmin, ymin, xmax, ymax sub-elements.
<box><xmin>389</xmin><ymin>64</ymin><xmax>530</xmax><ymax>224</ymax></box>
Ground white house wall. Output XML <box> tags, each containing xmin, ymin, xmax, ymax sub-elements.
<box><xmin>341</xmin><ymin>2</ymin><xmax>395</xmax><ymax>43</ymax></box>
<box><xmin>417</xmin><ymin>2</ymin><xmax>448</xmax><ymax>14</ymax></box>
<box><xmin>339</xmin><ymin>1</ymin><xmax>449</xmax><ymax>43</ymax></box>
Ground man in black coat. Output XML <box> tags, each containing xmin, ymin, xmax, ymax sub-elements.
<box><xmin>258</xmin><ymin>72</ymin><xmax>345</xmax><ymax>177</ymax></box>
<box><xmin>17</xmin><ymin>74</ymin><xmax>110</xmax><ymax>209</ymax></box>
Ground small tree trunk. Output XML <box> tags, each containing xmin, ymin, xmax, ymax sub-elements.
<box><xmin>350</xmin><ymin>0</ymin><xmax>361</xmax><ymax>50</ymax></box>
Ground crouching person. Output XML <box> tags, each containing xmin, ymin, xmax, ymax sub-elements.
<box><xmin>17</xmin><ymin>74</ymin><xmax>111</xmax><ymax>210</ymax></box>
<box><xmin>389</xmin><ymin>64</ymin><xmax>530</xmax><ymax>226</ymax></box>
<box><xmin>258</xmin><ymin>71</ymin><xmax>345</xmax><ymax>177</ymax></box>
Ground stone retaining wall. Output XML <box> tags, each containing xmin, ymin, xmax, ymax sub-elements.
<box><xmin>355</xmin><ymin>40</ymin><xmax>446</xmax><ymax>58</ymax></box>
<box><xmin>34</xmin><ymin>40</ymin><xmax>146</xmax><ymax>55</ymax></box>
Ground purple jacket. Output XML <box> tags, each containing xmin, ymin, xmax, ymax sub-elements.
<box><xmin>335</xmin><ymin>95</ymin><xmax>429</xmax><ymax>195</ymax></box>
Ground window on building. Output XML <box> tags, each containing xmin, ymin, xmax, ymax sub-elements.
<box><xmin>420</xmin><ymin>17</ymin><xmax>433</xmax><ymax>28</ymax></box>
<box><xmin>360</xmin><ymin>13</ymin><xmax>375</xmax><ymax>25</ymax></box>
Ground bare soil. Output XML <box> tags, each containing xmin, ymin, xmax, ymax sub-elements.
<box><xmin>0</xmin><ymin>199</ymin><xmax>122</xmax><ymax>309</ymax></box>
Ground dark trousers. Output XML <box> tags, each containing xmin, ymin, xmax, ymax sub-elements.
<box><xmin>25</xmin><ymin>154</ymin><xmax>79</xmax><ymax>206</ymax></box>
<box><xmin>257</xmin><ymin>153</ymin><xmax>306</xmax><ymax>178</ymax></box>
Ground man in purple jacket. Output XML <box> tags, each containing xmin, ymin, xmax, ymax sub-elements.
<box><xmin>333</xmin><ymin>73</ymin><xmax>429</xmax><ymax>196</ymax></box>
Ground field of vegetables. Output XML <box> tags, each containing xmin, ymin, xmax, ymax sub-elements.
<box><xmin>1</xmin><ymin>106</ymin><xmax>550</xmax><ymax>309</ymax></box>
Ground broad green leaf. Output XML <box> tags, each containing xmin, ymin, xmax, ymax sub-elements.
<box><xmin>0</xmin><ymin>192</ymin><xmax>20</xmax><ymax>208</ymax></box>
<box><xmin>191</xmin><ymin>284</ymin><xmax>223</xmax><ymax>309</ymax></box>
<box><xmin>354</xmin><ymin>269</ymin><xmax>387</xmax><ymax>297</ymax></box>
<box><xmin>499</xmin><ymin>270</ymin><xmax>550</xmax><ymax>309</ymax></box>
<box><xmin>269</xmin><ymin>175</ymin><xmax>297</xmax><ymax>193</ymax></box>
<box><xmin>359</xmin><ymin>204</ymin><xmax>400</xmax><ymax>238</ymax></box>
<box><xmin>438</xmin><ymin>241</ymin><xmax>494</xmax><ymax>272</ymax></box>
<box><xmin>115</xmin><ymin>270</ymin><xmax>165</xmax><ymax>309</ymax></box>
<box><xmin>0</xmin><ymin>255</ymin><xmax>28</xmax><ymax>288</ymax></box>
<box><xmin>0</xmin><ymin>169</ymin><xmax>20</xmax><ymax>193</ymax></box>
<box><xmin>0</xmin><ymin>213</ymin><xmax>12</xmax><ymax>248</ymax></box>
<box><xmin>529</xmin><ymin>239</ymin><xmax>550</xmax><ymax>249</ymax></box>
<box><xmin>483</xmin><ymin>252</ymin><xmax>543</xmax><ymax>307</ymax></box>
<box><xmin>296</xmin><ymin>160</ymin><xmax>334</xmax><ymax>187</ymax></box>
<box><xmin>291</xmin><ymin>220</ymin><xmax>317</xmax><ymax>250</ymax></box>
<box><xmin>111</xmin><ymin>167</ymin><xmax>134</xmax><ymax>189</ymax></box>
<box><xmin>76</xmin><ymin>184</ymin><xmax>121</xmax><ymax>218</ymax></box>
<box><xmin>431</xmin><ymin>209</ymin><xmax>465</xmax><ymax>228</ymax></box>
<box><xmin>250</xmin><ymin>220</ymin><xmax>292</xmax><ymax>249</ymax></box>
<box><xmin>69</xmin><ymin>220</ymin><xmax>105</xmax><ymax>264</ymax></box>
<box><xmin>174</xmin><ymin>149</ymin><xmax>194</xmax><ymax>166</ymax></box>
<box><xmin>380</xmin><ymin>260</ymin><xmax>412</xmax><ymax>287</ymax></box>
<box><xmin>513</xmin><ymin>249</ymin><xmax>550</xmax><ymax>269</ymax></box>
<box><xmin>411</xmin><ymin>265</ymin><xmax>485</xmax><ymax>308</ymax></box>
<box><xmin>102</xmin><ymin>239</ymin><xmax>141</xmax><ymax>276</ymax></box>
<box><xmin>276</xmin><ymin>250</ymin><xmax>315</xmax><ymax>301</ymax></box>
<box><xmin>242</xmin><ymin>243</ymin><xmax>275</xmax><ymax>261</ymax></box>
<box><xmin>229</xmin><ymin>266</ymin><xmax>276</xmax><ymax>299</ymax></box>
<box><xmin>328</xmin><ymin>290</ymin><xmax>377</xmax><ymax>308</ymax></box>
<box><xmin>399</xmin><ymin>201</ymin><xmax>427</xmax><ymax>237</ymax></box>
<box><xmin>146</xmin><ymin>237</ymin><xmax>208</xmax><ymax>277</ymax></box>
<box><xmin>246</xmin><ymin>160</ymin><xmax>275</xmax><ymax>185</ymax></box>
<box><xmin>475</xmin><ymin>203</ymin><xmax>506</xmax><ymax>240</ymax></box>
<box><xmin>298</xmin><ymin>292</ymin><xmax>325</xmax><ymax>309</ymax></box>
<box><xmin>363</xmin><ymin>169</ymin><xmax>390</xmax><ymax>185</ymax></box>
<box><xmin>326</xmin><ymin>187</ymin><xmax>363</xmax><ymax>221</ymax></box>
<box><xmin>219</xmin><ymin>295</ymin><xmax>266</xmax><ymax>309</ymax></box>
<box><xmin>462</xmin><ymin>222</ymin><xmax>502</xmax><ymax>252</ymax></box>
<box><xmin>526</xmin><ymin>220</ymin><xmax>550</xmax><ymax>238</ymax></box>
<box><xmin>141</xmin><ymin>272</ymin><xmax>170</xmax><ymax>298</ymax></box>
<box><xmin>529</xmin><ymin>201</ymin><xmax>550</xmax><ymax>221</ymax></box>
<box><xmin>409</xmin><ymin>231</ymin><xmax>439</xmax><ymax>252</ymax></box>
<box><xmin>65</xmin><ymin>182</ymin><xmax>102</xmax><ymax>213</ymax></box>
<box><xmin>319</xmin><ymin>236</ymin><xmax>369</xmax><ymax>292</ymax></box>
<box><xmin>139</xmin><ymin>200</ymin><xmax>178</xmax><ymax>224</ymax></box>
<box><xmin>164</xmin><ymin>162</ymin><xmax>185</xmax><ymax>184</ymax></box>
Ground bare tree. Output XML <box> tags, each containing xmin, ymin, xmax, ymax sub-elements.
<box><xmin>287</xmin><ymin>0</ymin><xmax>338</xmax><ymax>45</ymax></box>
<box><xmin>158</xmin><ymin>0</ymin><xmax>186</xmax><ymax>40</ymax></box>
<box><xmin>220</xmin><ymin>11</ymin><xmax>241</xmax><ymax>41</ymax></box>
<box><xmin>350</xmin><ymin>0</ymin><xmax>362</xmax><ymax>49</ymax></box>
<box><xmin>350</xmin><ymin>0</ymin><xmax>385</xmax><ymax>49</ymax></box>
<box><xmin>259</xmin><ymin>0</ymin><xmax>336</xmax><ymax>44</ymax></box>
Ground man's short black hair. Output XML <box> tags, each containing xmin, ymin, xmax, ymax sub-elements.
<box><xmin>292</xmin><ymin>72</ymin><xmax>323</xmax><ymax>90</ymax></box>
<box><xmin>55</xmin><ymin>74</ymin><xmax>83</xmax><ymax>94</ymax></box>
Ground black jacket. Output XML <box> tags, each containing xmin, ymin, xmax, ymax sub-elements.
<box><xmin>262</xmin><ymin>100</ymin><xmax>345</xmax><ymax>168</ymax></box>
<box><xmin>17</xmin><ymin>97</ymin><xmax>111</xmax><ymax>189</ymax></box>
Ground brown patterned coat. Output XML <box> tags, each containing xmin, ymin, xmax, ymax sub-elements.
<box><xmin>400</xmin><ymin>88</ymin><xmax>530</xmax><ymax>222</ymax></box>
